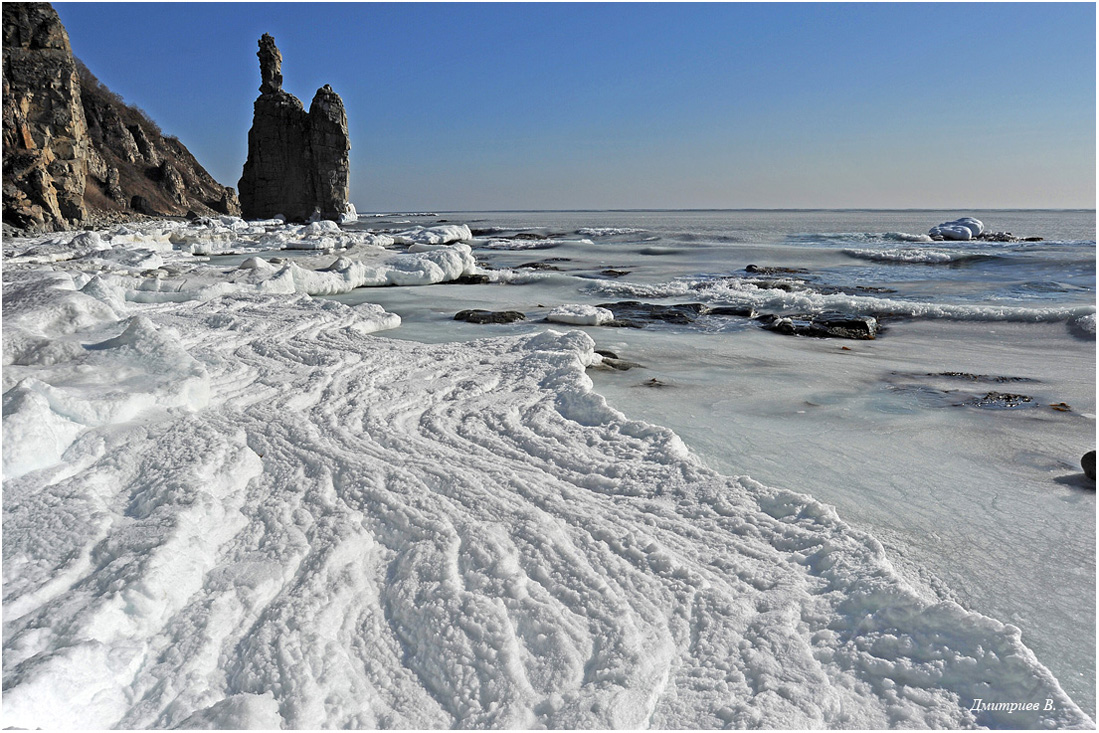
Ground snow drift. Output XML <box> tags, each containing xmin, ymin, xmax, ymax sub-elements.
<box><xmin>2</xmin><ymin>222</ymin><xmax>1092</xmax><ymax>730</ymax></box>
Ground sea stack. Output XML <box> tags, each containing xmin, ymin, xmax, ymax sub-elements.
<box><xmin>238</xmin><ymin>34</ymin><xmax>350</xmax><ymax>222</ymax></box>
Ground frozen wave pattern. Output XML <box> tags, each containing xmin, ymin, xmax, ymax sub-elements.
<box><xmin>2</xmin><ymin>274</ymin><xmax>1091</xmax><ymax>729</ymax></box>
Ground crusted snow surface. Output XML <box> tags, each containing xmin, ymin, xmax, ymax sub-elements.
<box><xmin>4</xmin><ymin>219</ymin><xmax>479</xmax><ymax>302</ymax></box>
<box><xmin>2</xmin><ymin>235</ymin><xmax>1093</xmax><ymax>730</ymax></box>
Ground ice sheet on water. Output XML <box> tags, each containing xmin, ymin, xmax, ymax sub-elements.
<box><xmin>787</xmin><ymin>231</ymin><xmax>935</xmax><ymax>245</ymax></box>
<box><xmin>593</xmin><ymin>276</ymin><xmax>1097</xmax><ymax>324</ymax></box>
<box><xmin>1</xmin><ymin>228</ymin><xmax>1091</xmax><ymax>729</ymax></box>
<box><xmin>842</xmin><ymin>247</ymin><xmax>992</xmax><ymax>265</ymax></box>
<box><xmin>576</xmin><ymin>227</ymin><xmax>648</xmax><ymax>237</ymax></box>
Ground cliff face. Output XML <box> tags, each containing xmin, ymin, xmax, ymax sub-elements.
<box><xmin>238</xmin><ymin>34</ymin><xmax>350</xmax><ymax>222</ymax></box>
<box><xmin>2</xmin><ymin>1</ymin><xmax>89</xmax><ymax>231</ymax></box>
<box><xmin>77</xmin><ymin>61</ymin><xmax>241</xmax><ymax>221</ymax></box>
<box><xmin>2</xmin><ymin>1</ymin><xmax>240</xmax><ymax>234</ymax></box>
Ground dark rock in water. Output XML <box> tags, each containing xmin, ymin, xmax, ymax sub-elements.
<box><xmin>761</xmin><ymin>312</ymin><xmax>878</xmax><ymax>340</ymax></box>
<box><xmin>599</xmin><ymin>269</ymin><xmax>631</xmax><ymax>278</ymax></box>
<box><xmin>930</xmin><ymin>372</ymin><xmax>1036</xmax><ymax>383</ymax></box>
<box><xmin>238</xmin><ymin>34</ymin><xmax>351</xmax><ymax>222</ymax></box>
<box><xmin>707</xmin><ymin>305</ymin><xmax>756</xmax><ymax>318</ymax></box>
<box><xmin>450</xmin><ymin>273</ymin><xmax>491</xmax><ymax>284</ymax></box>
<box><xmin>1022</xmin><ymin>236</ymin><xmax>1044</xmax><ymax>242</ymax></box>
<box><xmin>595</xmin><ymin>349</ymin><xmax>619</xmax><ymax>360</ymax></box>
<box><xmin>515</xmin><ymin>261</ymin><xmax>561</xmax><ymax>271</ymax></box>
<box><xmin>454</xmin><ymin>309</ymin><xmax>525</xmax><ymax>324</ymax></box>
<box><xmin>745</xmin><ymin>264</ymin><xmax>810</xmax><ymax>275</ymax></box>
<box><xmin>596</xmin><ymin>301</ymin><xmax>707</xmax><ymax>325</ymax></box>
<box><xmin>512</xmin><ymin>231</ymin><xmax>549</xmax><ymax>240</ymax></box>
<box><xmin>975</xmin><ymin>232</ymin><xmax>1017</xmax><ymax>242</ymax></box>
<box><xmin>637</xmin><ymin>377</ymin><xmax>668</xmax><ymax>388</ymax></box>
<box><xmin>964</xmin><ymin>391</ymin><xmax>1034</xmax><ymax>409</ymax></box>
<box><xmin>1083</xmin><ymin>451</ymin><xmax>1095</xmax><ymax>480</ymax></box>
<box><xmin>599</xmin><ymin>356</ymin><xmax>642</xmax><ymax>371</ymax></box>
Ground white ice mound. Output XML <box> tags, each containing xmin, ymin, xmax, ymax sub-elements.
<box><xmin>547</xmin><ymin>304</ymin><xmax>615</xmax><ymax>325</ymax></box>
<box><xmin>338</xmin><ymin>203</ymin><xmax>359</xmax><ymax>225</ymax></box>
<box><xmin>929</xmin><ymin>217</ymin><xmax>984</xmax><ymax>241</ymax></box>
<box><xmin>175</xmin><ymin>692</ymin><xmax>284</xmax><ymax>730</ymax></box>
<box><xmin>392</xmin><ymin>224</ymin><xmax>473</xmax><ymax>246</ymax></box>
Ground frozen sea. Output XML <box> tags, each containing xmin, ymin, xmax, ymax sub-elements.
<box><xmin>2</xmin><ymin>209</ymin><xmax>1094</xmax><ymax>728</ymax></box>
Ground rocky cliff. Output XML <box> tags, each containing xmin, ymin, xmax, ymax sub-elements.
<box><xmin>2</xmin><ymin>2</ymin><xmax>89</xmax><ymax>231</ymax></box>
<box><xmin>238</xmin><ymin>34</ymin><xmax>350</xmax><ymax>222</ymax></box>
<box><xmin>2</xmin><ymin>2</ymin><xmax>240</xmax><ymax>234</ymax></box>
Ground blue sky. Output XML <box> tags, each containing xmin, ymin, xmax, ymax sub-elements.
<box><xmin>55</xmin><ymin>2</ymin><xmax>1095</xmax><ymax>212</ymax></box>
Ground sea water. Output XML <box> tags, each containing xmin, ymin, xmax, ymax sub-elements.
<box><xmin>331</xmin><ymin>209</ymin><xmax>1096</xmax><ymax>716</ymax></box>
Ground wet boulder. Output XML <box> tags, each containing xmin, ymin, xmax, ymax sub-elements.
<box><xmin>454</xmin><ymin>309</ymin><xmax>526</xmax><ymax>324</ymax></box>
<box><xmin>761</xmin><ymin>312</ymin><xmax>878</xmax><ymax>340</ymax></box>
<box><xmin>596</xmin><ymin>301</ymin><xmax>707</xmax><ymax>326</ymax></box>
<box><xmin>1083</xmin><ymin>451</ymin><xmax>1095</xmax><ymax>481</ymax></box>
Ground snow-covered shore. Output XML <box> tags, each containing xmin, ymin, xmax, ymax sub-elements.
<box><xmin>2</xmin><ymin>219</ymin><xmax>1092</xmax><ymax>729</ymax></box>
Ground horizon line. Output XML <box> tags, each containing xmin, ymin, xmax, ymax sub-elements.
<box><xmin>356</xmin><ymin>207</ymin><xmax>1097</xmax><ymax>215</ymax></box>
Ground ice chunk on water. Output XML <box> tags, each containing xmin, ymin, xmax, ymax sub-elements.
<box><xmin>393</xmin><ymin>224</ymin><xmax>473</xmax><ymax>245</ymax></box>
<box><xmin>547</xmin><ymin>304</ymin><xmax>615</xmax><ymax>325</ymax></box>
<box><xmin>929</xmin><ymin>217</ymin><xmax>984</xmax><ymax>240</ymax></box>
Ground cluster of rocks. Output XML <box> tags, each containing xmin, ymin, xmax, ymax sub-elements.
<box><xmin>2</xmin><ymin>2</ymin><xmax>239</xmax><ymax>234</ymax></box>
<box><xmin>448</xmin><ymin>298</ymin><xmax>880</xmax><ymax>341</ymax></box>
<box><xmin>237</xmin><ymin>34</ymin><xmax>351</xmax><ymax>222</ymax></box>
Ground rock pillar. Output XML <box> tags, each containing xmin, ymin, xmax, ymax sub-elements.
<box><xmin>238</xmin><ymin>34</ymin><xmax>351</xmax><ymax>221</ymax></box>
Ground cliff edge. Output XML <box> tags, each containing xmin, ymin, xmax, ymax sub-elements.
<box><xmin>2</xmin><ymin>2</ymin><xmax>240</xmax><ymax>234</ymax></box>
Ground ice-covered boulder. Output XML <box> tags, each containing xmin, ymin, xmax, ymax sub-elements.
<box><xmin>547</xmin><ymin>304</ymin><xmax>615</xmax><ymax>326</ymax></box>
<box><xmin>929</xmin><ymin>217</ymin><xmax>984</xmax><ymax>241</ymax></box>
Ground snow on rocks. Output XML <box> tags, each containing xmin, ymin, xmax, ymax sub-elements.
<box><xmin>546</xmin><ymin>304</ymin><xmax>615</xmax><ymax>326</ymax></box>
<box><xmin>392</xmin><ymin>223</ymin><xmax>472</xmax><ymax>246</ymax></box>
<box><xmin>929</xmin><ymin>217</ymin><xmax>984</xmax><ymax>241</ymax></box>
<box><xmin>2</xmin><ymin>219</ymin><xmax>480</xmax><ymax>303</ymax></box>
<box><xmin>3</xmin><ymin>222</ymin><xmax>1093</xmax><ymax>729</ymax></box>
<box><xmin>338</xmin><ymin>203</ymin><xmax>359</xmax><ymax>225</ymax></box>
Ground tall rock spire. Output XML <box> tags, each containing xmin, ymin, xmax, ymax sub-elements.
<box><xmin>238</xmin><ymin>34</ymin><xmax>351</xmax><ymax>222</ymax></box>
<box><xmin>257</xmin><ymin>33</ymin><xmax>282</xmax><ymax>94</ymax></box>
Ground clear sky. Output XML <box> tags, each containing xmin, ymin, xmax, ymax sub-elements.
<box><xmin>54</xmin><ymin>2</ymin><xmax>1095</xmax><ymax>212</ymax></box>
